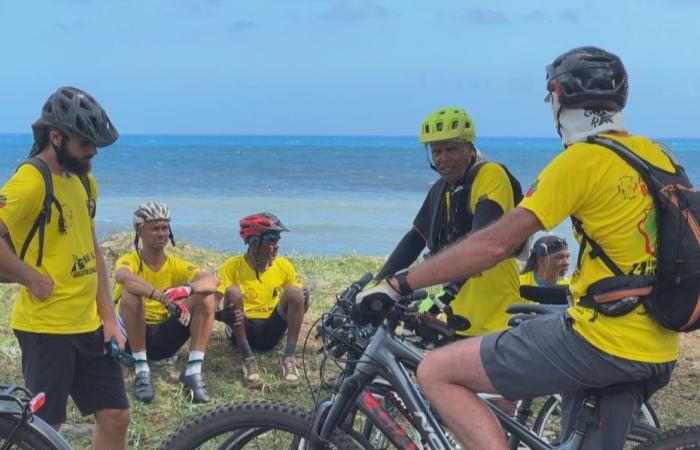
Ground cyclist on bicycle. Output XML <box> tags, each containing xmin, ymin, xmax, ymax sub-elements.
<box><xmin>375</xmin><ymin>106</ymin><xmax>522</xmax><ymax>337</ymax></box>
<box><xmin>359</xmin><ymin>47</ymin><xmax>677</xmax><ymax>449</ymax></box>
<box><xmin>0</xmin><ymin>87</ymin><xmax>129</xmax><ymax>450</ymax></box>
<box><xmin>520</xmin><ymin>234</ymin><xmax>570</xmax><ymax>287</ymax></box>
<box><xmin>215</xmin><ymin>213</ymin><xmax>309</xmax><ymax>388</ymax></box>
<box><xmin>114</xmin><ymin>201</ymin><xmax>219</xmax><ymax>404</ymax></box>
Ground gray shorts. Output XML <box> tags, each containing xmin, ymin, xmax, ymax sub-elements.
<box><xmin>481</xmin><ymin>312</ymin><xmax>674</xmax><ymax>449</ymax></box>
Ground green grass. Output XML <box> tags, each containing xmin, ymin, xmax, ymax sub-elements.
<box><xmin>2</xmin><ymin>233</ymin><xmax>700</xmax><ymax>449</ymax></box>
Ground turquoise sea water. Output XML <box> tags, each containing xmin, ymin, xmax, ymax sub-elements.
<box><xmin>1</xmin><ymin>134</ymin><xmax>699</xmax><ymax>261</ymax></box>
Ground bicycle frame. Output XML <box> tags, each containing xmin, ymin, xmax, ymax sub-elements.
<box><xmin>317</xmin><ymin>323</ymin><xmax>596</xmax><ymax>450</ymax></box>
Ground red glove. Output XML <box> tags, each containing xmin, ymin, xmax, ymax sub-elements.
<box><xmin>163</xmin><ymin>284</ymin><xmax>193</xmax><ymax>302</ymax></box>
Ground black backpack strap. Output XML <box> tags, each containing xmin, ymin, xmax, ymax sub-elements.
<box><xmin>587</xmin><ymin>136</ymin><xmax>664</xmax><ymax>193</ymax></box>
<box><xmin>18</xmin><ymin>158</ymin><xmax>54</xmax><ymax>266</ymax></box>
<box><xmin>571</xmin><ymin>215</ymin><xmax>625</xmax><ymax>277</ymax></box>
<box><xmin>79</xmin><ymin>174</ymin><xmax>96</xmax><ymax>219</ymax></box>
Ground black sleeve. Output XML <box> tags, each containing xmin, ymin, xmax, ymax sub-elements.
<box><xmin>471</xmin><ymin>198</ymin><xmax>504</xmax><ymax>232</ymax></box>
<box><xmin>375</xmin><ymin>227</ymin><xmax>426</xmax><ymax>280</ymax></box>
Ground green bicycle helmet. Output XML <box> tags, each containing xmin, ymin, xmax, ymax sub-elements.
<box><xmin>419</xmin><ymin>107</ymin><xmax>476</xmax><ymax>145</ymax></box>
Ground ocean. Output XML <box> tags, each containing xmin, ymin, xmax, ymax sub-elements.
<box><xmin>1</xmin><ymin>134</ymin><xmax>699</xmax><ymax>265</ymax></box>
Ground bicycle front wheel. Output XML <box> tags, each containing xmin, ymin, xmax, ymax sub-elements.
<box><xmin>157</xmin><ymin>400</ymin><xmax>363</xmax><ymax>450</ymax></box>
<box><xmin>633</xmin><ymin>426</ymin><xmax>700</xmax><ymax>449</ymax></box>
<box><xmin>0</xmin><ymin>415</ymin><xmax>67</xmax><ymax>450</ymax></box>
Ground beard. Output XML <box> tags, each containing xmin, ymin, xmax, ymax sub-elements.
<box><xmin>56</xmin><ymin>142</ymin><xmax>92</xmax><ymax>175</ymax></box>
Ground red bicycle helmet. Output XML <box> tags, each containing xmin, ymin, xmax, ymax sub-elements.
<box><xmin>239</xmin><ymin>213</ymin><xmax>289</xmax><ymax>243</ymax></box>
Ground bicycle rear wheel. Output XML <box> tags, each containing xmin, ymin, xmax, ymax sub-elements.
<box><xmin>0</xmin><ymin>415</ymin><xmax>64</xmax><ymax>450</ymax></box>
<box><xmin>532</xmin><ymin>394</ymin><xmax>660</xmax><ymax>445</ymax></box>
<box><xmin>632</xmin><ymin>426</ymin><xmax>700</xmax><ymax>449</ymax></box>
<box><xmin>157</xmin><ymin>400</ymin><xmax>363</xmax><ymax>450</ymax></box>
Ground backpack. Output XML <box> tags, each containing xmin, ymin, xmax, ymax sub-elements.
<box><xmin>0</xmin><ymin>157</ymin><xmax>94</xmax><ymax>282</ymax></box>
<box><xmin>576</xmin><ymin>135</ymin><xmax>700</xmax><ymax>332</ymax></box>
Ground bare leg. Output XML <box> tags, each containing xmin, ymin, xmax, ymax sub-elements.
<box><xmin>184</xmin><ymin>293</ymin><xmax>216</xmax><ymax>352</ymax></box>
<box><xmin>278</xmin><ymin>286</ymin><xmax>306</xmax><ymax>347</ymax></box>
<box><xmin>417</xmin><ymin>337</ymin><xmax>507</xmax><ymax>450</ymax></box>
<box><xmin>119</xmin><ymin>291</ymin><xmax>146</xmax><ymax>352</ymax></box>
<box><xmin>93</xmin><ymin>408</ymin><xmax>130</xmax><ymax>450</ymax></box>
<box><xmin>224</xmin><ymin>286</ymin><xmax>249</xmax><ymax>349</ymax></box>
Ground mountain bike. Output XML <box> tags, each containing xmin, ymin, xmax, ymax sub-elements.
<box><xmin>0</xmin><ymin>384</ymin><xmax>72</xmax><ymax>450</ymax></box>
<box><xmin>158</xmin><ymin>274</ymin><xmax>698</xmax><ymax>450</ymax></box>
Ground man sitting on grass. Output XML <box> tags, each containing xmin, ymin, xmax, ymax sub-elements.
<box><xmin>215</xmin><ymin>213</ymin><xmax>309</xmax><ymax>388</ymax></box>
<box><xmin>114</xmin><ymin>201</ymin><xmax>219</xmax><ymax>404</ymax></box>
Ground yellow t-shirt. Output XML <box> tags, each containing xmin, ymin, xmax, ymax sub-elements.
<box><xmin>0</xmin><ymin>164</ymin><xmax>100</xmax><ymax>334</ymax></box>
<box><xmin>217</xmin><ymin>255</ymin><xmax>303</xmax><ymax>319</ymax></box>
<box><xmin>520</xmin><ymin>134</ymin><xmax>679</xmax><ymax>363</ymax></box>
<box><xmin>451</xmin><ymin>163</ymin><xmax>521</xmax><ymax>336</ymax></box>
<box><xmin>114</xmin><ymin>252</ymin><xmax>199</xmax><ymax>324</ymax></box>
<box><xmin>519</xmin><ymin>271</ymin><xmax>571</xmax><ymax>287</ymax></box>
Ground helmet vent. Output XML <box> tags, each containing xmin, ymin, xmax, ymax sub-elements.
<box><xmin>436</xmin><ymin>122</ymin><xmax>443</xmax><ymax>131</ymax></box>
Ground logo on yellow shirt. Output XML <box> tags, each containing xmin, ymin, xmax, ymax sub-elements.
<box><xmin>71</xmin><ymin>251</ymin><xmax>97</xmax><ymax>278</ymax></box>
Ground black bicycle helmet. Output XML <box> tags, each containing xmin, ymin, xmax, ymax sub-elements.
<box><xmin>31</xmin><ymin>86</ymin><xmax>119</xmax><ymax>148</ymax></box>
<box><xmin>546</xmin><ymin>46</ymin><xmax>628</xmax><ymax>111</ymax></box>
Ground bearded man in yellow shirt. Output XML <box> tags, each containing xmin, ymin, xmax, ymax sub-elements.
<box><xmin>358</xmin><ymin>47</ymin><xmax>678</xmax><ymax>450</ymax></box>
<box><xmin>0</xmin><ymin>87</ymin><xmax>129</xmax><ymax>450</ymax></box>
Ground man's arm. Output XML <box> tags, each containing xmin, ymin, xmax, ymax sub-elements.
<box><xmin>93</xmin><ymin>228</ymin><xmax>125</xmax><ymax>349</ymax></box>
<box><xmin>405</xmin><ymin>207</ymin><xmax>543</xmax><ymax>290</ymax></box>
<box><xmin>0</xmin><ymin>219</ymin><xmax>53</xmax><ymax>299</ymax></box>
<box><xmin>375</xmin><ymin>227</ymin><xmax>426</xmax><ymax>280</ymax></box>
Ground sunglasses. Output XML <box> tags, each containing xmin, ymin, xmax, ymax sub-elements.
<box><xmin>261</xmin><ymin>232</ymin><xmax>281</xmax><ymax>242</ymax></box>
<box><xmin>106</xmin><ymin>341</ymin><xmax>135</xmax><ymax>367</ymax></box>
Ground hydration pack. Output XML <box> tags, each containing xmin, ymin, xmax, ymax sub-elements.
<box><xmin>577</xmin><ymin>135</ymin><xmax>700</xmax><ymax>332</ymax></box>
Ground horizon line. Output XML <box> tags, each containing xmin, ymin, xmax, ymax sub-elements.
<box><xmin>1</xmin><ymin>132</ymin><xmax>699</xmax><ymax>140</ymax></box>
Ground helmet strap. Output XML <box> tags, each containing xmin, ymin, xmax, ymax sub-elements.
<box><xmin>424</xmin><ymin>147</ymin><xmax>438</xmax><ymax>172</ymax></box>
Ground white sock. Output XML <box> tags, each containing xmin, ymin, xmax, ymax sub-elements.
<box><xmin>185</xmin><ymin>351</ymin><xmax>205</xmax><ymax>375</ymax></box>
<box><xmin>133</xmin><ymin>351</ymin><xmax>149</xmax><ymax>374</ymax></box>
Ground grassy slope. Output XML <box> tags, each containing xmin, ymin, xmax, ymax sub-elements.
<box><xmin>1</xmin><ymin>233</ymin><xmax>699</xmax><ymax>449</ymax></box>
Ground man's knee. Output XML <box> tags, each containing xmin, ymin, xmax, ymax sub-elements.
<box><xmin>119</xmin><ymin>291</ymin><xmax>144</xmax><ymax>312</ymax></box>
<box><xmin>95</xmin><ymin>408</ymin><xmax>130</xmax><ymax>432</ymax></box>
<box><xmin>282</xmin><ymin>286</ymin><xmax>307</xmax><ymax>311</ymax></box>
<box><xmin>224</xmin><ymin>285</ymin><xmax>243</xmax><ymax>309</ymax></box>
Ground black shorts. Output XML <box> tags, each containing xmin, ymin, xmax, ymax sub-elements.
<box><xmin>125</xmin><ymin>314</ymin><xmax>191</xmax><ymax>361</ymax></box>
<box><xmin>14</xmin><ymin>328</ymin><xmax>129</xmax><ymax>425</ymax></box>
<box><xmin>228</xmin><ymin>307</ymin><xmax>288</xmax><ymax>351</ymax></box>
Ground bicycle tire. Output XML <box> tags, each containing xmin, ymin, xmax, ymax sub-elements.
<box><xmin>157</xmin><ymin>400</ymin><xmax>363</xmax><ymax>450</ymax></box>
<box><xmin>632</xmin><ymin>426</ymin><xmax>700</xmax><ymax>449</ymax></box>
<box><xmin>0</xmin><ymin>415</ymin><xmax>63</xmax><ymax>450</ymax></box>
<box><xmin>532</xmin><ymin>394</ymin><xmax>660</xmax><ymax>444</ymax></box>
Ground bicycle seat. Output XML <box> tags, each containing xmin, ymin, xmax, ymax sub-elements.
<box><xmin>519</xmin><ymin>285</ymin><xmax>570</xmax><ymax>305</ymax></box>
<box><xmin>507</xmin><ymin>303</ymin><xmax>567</xmax><ymax>315</ymax></box>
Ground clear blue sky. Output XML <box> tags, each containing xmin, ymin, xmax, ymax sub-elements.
<box><xmin>1</xmin><ymin>0</ymin><xmax>698</xmax><ymax>137</ymax></box>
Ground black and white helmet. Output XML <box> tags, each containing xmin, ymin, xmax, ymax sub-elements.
<box><xmin>133</xmin><ymin>201</ymin><xmax>171</xmax><ymax>230</ymax></box>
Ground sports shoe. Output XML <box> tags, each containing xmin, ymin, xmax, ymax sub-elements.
<box><xmin>179</xmin><ymin>370</ymin><xmax>211</xmax><ymax>404</ymax></box>
<box><xmin>242</xmin><ymin>356</ymin><xmax>262</xmax><ymax>388</ymax></box>
<box><xmin>281</xmin><ymin>357</ymin><xmax>300</xmax><ymax>386</ymax></box>
<box><xmin>134</xmin><ymin>371</ymin><xmax>154</xmax><ymax>403</ymax></box>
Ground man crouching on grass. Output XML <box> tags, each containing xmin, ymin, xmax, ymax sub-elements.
<box><xmin>215</xmin><ymin>213</ymin><xmax>309</xmax><ymax>388</ymax></box>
